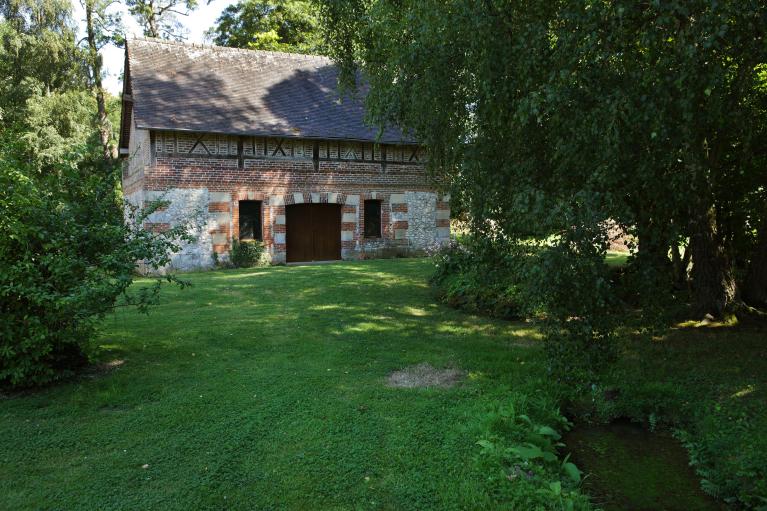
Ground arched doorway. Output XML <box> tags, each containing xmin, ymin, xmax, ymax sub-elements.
<box><xmin>286</xmin><ymin>203</ymin><xmax>342</xmax><ymax>262</ymax></box>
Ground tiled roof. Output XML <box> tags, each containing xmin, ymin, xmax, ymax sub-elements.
<box><xmin>125</xmin><ymin>38</ymin><xmax>413</xmax><ymax>144</ymax></box>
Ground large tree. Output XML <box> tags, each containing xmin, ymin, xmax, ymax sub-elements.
<box><xmin>208</xmin><ymin>0</ymin><xmax>325</xmax><ymax>54</ymax></box>
<box><xmin>125</xmin><ymin>0</ymin><xmax>197</xmax><ymax>40</ymax></box>
<box><xmin>0</xmin><ymin>0</ymin><xmax>86</xmax><ymax>122</ymax></box>
<box><xmin>320</xmin><ymin>0</ymin><xmax>767</xmax><ymax>319</ymax></box>
<box><xmin>81</xmin><ymin>0</ymin><xmax>122</xmax><ymax>159</ymax></box>
<box><xmin>0</xmin><ymin>0</ymin><xmax>189</xmax><ymax>387</ymax></box>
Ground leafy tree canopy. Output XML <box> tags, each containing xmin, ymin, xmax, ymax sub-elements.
<box><xmin>208</xmin><ymin>0</ymin><xmax>325</xmax><ymax>54</ymax></box>
<box><xmin>0</xmin><ymin>0</ymin><xmax>87</xmax><ymax>124</ymax></box>
<box><xmin>1</xmin><ymin>0</ymin><xmax>188</xmax><ymax>387</ymax></box>
<box><xmin>320</xmin><ymin>0</ymin><xmax>767</xmax><ymax>379</ymax></box>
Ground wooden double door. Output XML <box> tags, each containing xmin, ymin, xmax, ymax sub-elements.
<box><xmin>286</xmin><ymin>203</ymin><xmax>342</xmax><ymax>262</ymax></box>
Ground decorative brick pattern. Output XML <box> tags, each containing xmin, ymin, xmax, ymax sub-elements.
<box><xmin>124</xmin><ymin>128</ymin><xmax>449</xmax><ymax>270</ymax></box>
<box><xmin>391</xmin><ymin>203</ymin><xmax>408</xmax><ymax>213</ymax></box>
<box><xmin>144</xmin><ymin>222</ymin><xmax>170</xmax><ymax>233</ymax></box>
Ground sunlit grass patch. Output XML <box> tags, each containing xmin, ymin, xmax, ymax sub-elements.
<box><xmin>0</xmin><ymin>258</ymin><xmax>543</xmax><ymax>510</ymax></box>
<box><xmin>605</xmin><ymin>250</ymin><xmax>629</xmax><ymax>267</ymax></box>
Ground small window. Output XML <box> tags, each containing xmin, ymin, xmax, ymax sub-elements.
<box><xmin>239</xmin><ymin>200</ymin><xmax>262</xmax><ymax>241</ymax></box>
<box><xmin>364</xmin><ymin>200</ymin><xmax>382</xmax><ymax>238</ymax></box>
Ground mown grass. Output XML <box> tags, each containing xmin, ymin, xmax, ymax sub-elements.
<box><xmin>3</xmin><ymin>258</ymin><xmax>764</xmax><ymax>509</ymax></box>
<box><xmin>0</xmin><ymin>259</ymin><xmax>554</xmax><ymax>510</ymax></box>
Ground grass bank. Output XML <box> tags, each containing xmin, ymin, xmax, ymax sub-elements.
<box><xmin>587</xmin><ymin>322</ymin><xmax>767</xmax><ymax>508</ymax></box>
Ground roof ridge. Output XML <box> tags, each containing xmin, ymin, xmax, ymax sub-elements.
<box><xmin>130</xmin><ymin>36</ymin><xmax>332</xmax><ymax>63</ymax></box>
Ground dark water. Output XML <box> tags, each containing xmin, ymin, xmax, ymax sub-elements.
<box><xmin>563</xmin><ymin>420</ymin><xmax>724</xmax><ymax>511</ymax></box>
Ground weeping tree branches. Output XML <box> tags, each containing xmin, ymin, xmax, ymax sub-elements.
<box><xmin>320</xmin><ymin>0</ymin><xmax>767</xmax><ymax>321</ymax></box>
<box><xmin>318</xmin><ymin>0</ymin><xmax>767</xmax><ymax>385</ymax></box>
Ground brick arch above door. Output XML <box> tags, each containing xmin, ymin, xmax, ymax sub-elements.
<box><xmin>277</xmin><ymin>191</ymin><xmax>349</xmax><ymax>206</ymax></box>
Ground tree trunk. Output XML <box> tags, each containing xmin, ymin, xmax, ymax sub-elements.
<box><xmin>85</xmin><ymin>0</ymin><xmax>113</xmax><ymax>160</ymax></box>
<box><xmin>689</xmin><ymin>205</ymin><xmax>737</xmax><ymax>316</ymax></box>
<box><xmin>743</xmin><ymin>214</ymin><xmax>767</xmax><ymax>308</ymax></box>
<box><xmin>148</xmin><ymin>16</ymin><xmax>159</xmax><ymax>38</ymax></box>
<box><xmin>147</xmin><ymin>2</ymin><xmax>160</xmax><ymax>39</ymax></box>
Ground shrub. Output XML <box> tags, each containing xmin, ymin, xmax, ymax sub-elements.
<box><xmin>229</xmin><ymin>239</ymin><xmax>265</xmax><ymax>268</ymax></box>
<box><xmin>432</xmin><ymin>231</ymin><xmax>620</xmax><ymax>387</ymax></box>
<box><xmin>360</xmin><ymin>244</ymin><xmax>425</xmax><ymax>259</ymax></box>
<box><xmin>0</xmin><ymin>155</ymin><xmax>190</xmax><ymax>388</ymax></box>
<box><xmin>430</xmin><ymin>238</ymin><xmax>525</xmax><ymax>319</ymax></box>
<box><xmin>474</xmin><ymin>393</ymin><xmax>591</xmax><ymax>510</ymax></box>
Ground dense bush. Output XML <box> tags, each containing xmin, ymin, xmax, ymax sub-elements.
<box><xmin>229</xmin><ymin>239</ymin><xmax>266</xmax><ymax>268</ymax></box>
<box><xmin>0</xmin><ymin>152</ymin><xmax>190</xmax><ymax>388</ymax></box>
<box><xmin>0</xmin><ymin>5</ymin><xmax>195</xmax><ymax>388</ymax></box>
<box><xmin>430</xmin><ymin>239</ymin><xmax>525</xmax><ymax>319</ymax></box>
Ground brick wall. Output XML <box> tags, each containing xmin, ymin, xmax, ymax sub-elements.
<box><xmin>125</xmin><ymin>129</ymin><xmax>449</xmax><ymax>270</ymax></box>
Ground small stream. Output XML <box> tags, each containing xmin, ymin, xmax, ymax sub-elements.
<box><xmin>563</xmin><ymin>420</ymin><xmax>724</xmax><ymax>511</ymax></box>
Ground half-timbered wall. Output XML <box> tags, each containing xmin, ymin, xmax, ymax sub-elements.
<box><xmin>150</xmin><ymin>131</ymin><xmax>427</xmax><ymax>165</ymax></box>
<box><xmin>125</xmin><ymin>129</ymin><xmax>447</xmax><ymax>271</ymax></box>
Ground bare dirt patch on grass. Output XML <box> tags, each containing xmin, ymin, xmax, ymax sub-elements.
<box><xmin>83</xmin><ymin>358</ymin><xmax>126</xmax><ymax>379</ymax></box>
<box><xmin>387</xmin><ymin>363</ymin><xmax>466</xmax><ymax>389</ymax></box>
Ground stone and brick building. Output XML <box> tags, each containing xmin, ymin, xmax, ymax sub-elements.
<box><xmin>119</xmin><ymin>38</ymin><xmax>449</xmax><ymax>269</ymax></box>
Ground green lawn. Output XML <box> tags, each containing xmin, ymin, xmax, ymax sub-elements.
<box><xmin>3</xmin><ymin>259</ymin><xmax>764</xmax><ymax>510</ymax></box>
<box><xmin>0</xmin><ymin>259</ymin><xmax>552</xmax><ymax>510</ymax></box>
<box><xmin>605</xmin><ymin>250</ymin><xmax>629</xmax><ymax>267</ymax></box>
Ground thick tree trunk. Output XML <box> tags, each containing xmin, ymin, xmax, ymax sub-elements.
<box><xmin>85</xmin><ymin>1</ymin><xmax>113</xmax><ymax>160</ymax></box>
<box><xmin>147</xmin><ymin>1</ymin><xmax>160</xmax><ymax>39</ymax></box>
<box><xmin>689</xmin><ymin>205</ymin><xmax>737</xmax><ymax>316</ymax></box>
<box><xmin>743</xmin><ymin>215</ymin><xmax>767</xmax><ymax>308</ymax></box>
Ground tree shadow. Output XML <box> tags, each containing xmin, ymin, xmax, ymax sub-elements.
<box><xmin>261</xmin><ymin>66</ymin><xmax>409</xmax><ymax>143</ymax></box>
<box><xmin>130</xmin><ymin>45</ymin><xmax>410</xmax><ymax>142</ymax></box>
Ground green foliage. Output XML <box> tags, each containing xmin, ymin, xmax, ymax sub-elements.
<box><xmin>474</xmin><ymin>395</ymin><xmax>590</xmax><ymax>510</ymax></box>
<box><xmin>432</xmin><ymin>231</ymin><xmax>619</xmax><ymax>384</ymax></box>
<box><xmin>1</xmin><ymin>0</ymin><xmax>121</xmax><ymax>168</ymax></box>
<box><xmin>431</xmin><ymin>238</ymin><xmax>524</xmax><ymax>319</ymax></box>
<box><xmin>208</xmin><ymin>0</ymin><xmax>325</xmax><ymax>54</ymax></box>
<box><xmin>0</xmin><ymin>0</ymin><xmax>88</xmax><ymax>126</ymax></box>
<box><xmin>0</xmin><ymin>1</ymin><xmax>189</xmax><ymax>387</ymax></box>
<box><xmin>320</xmin><ymin>0</ymin><xmax>767</xmax><ymax>381</ymax></box>
<box><xmin>228</xmin><ymin>238</ymin><xmax>265</xmax><ymax>268</ymax></box>
<box><xmin>522</xmin><ymin>226</ymin><xmax>621</xmax><ymax>385</ymax></box>
<box><xmin>22</xmin><ymin>88</ymin><xmax>97</xmax><ymax>167</ymax></box>
<box><xmin>82</xmin><ymin>0</ymin><xmax>124</xmax><ymax>49</ymax></box>
<box><xmin>125</xmin><ymin>0</ymin><xmax>197</xmax><ymax>39</ymax></box>
<box><xmin>0</xmin><ymin>146</ymin><xmax>191</xmax><ymax>387</ymax></box>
